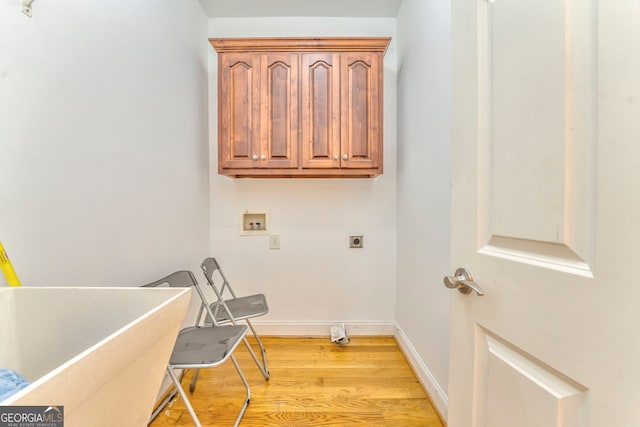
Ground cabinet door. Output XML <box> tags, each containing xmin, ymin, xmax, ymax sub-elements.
<box><xmin>260</xmin><ymin>54</ymin><xmax>299</xmax><ymax>168</ymax></box>
<box><xmin>301</xmin><ymin>53</ymin><xmax>341</xmax><ymax>169</ymax></box>
<box><xmin>218</xmin><ymin>53</ymin><xmax>261</xmax><ymax>170</ymax></box>
<box><xmin>340</xmin><ymin>52</ymin><xmax>382</xmax><ymax>170</ymax></box>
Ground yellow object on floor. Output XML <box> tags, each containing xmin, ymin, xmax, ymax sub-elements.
<box><xmin>0</xmin><ymin>241</ymin><xmax>21</xmax><ymax>287</ymax></box>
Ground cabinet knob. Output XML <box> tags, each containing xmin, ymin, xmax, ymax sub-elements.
<box><xmin>261</xmin><ymin>155</ymin><xmax>266</xmax><ymax>160</ymax></box>
<box><xmin>252</xmin><ymin>154</ymin><xmax>259</xmax><ymax>161</ymax></box>
<box><xmin>342</xmin><ymin>154</ymin><xmax>348</xmax><ymax>160</ymax></box>
<box><xmin>333</xmin><ymin>155</ymin><xmax>339</xmax><ymax>160</ymax></box>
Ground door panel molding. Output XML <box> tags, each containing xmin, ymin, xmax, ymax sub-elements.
<box><xmin>476</xmin><ymin>0</ymin><xmax>596</xmax><ymax>273</ymax></box>
<box><xmin>473</xmin><ymin>326</ymin><xmax>588</xmax><ymax>427</ymax></box>
<box><xmin>479</xmin><ymin>236</ymin><xmax>592</xmax><ymax>278</ymax></box>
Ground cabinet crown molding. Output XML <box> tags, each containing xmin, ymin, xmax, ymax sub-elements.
<box><xmin>210</xmin><ymin>37</ymin><xmax>391</xmax><ymax>54</ymax></box>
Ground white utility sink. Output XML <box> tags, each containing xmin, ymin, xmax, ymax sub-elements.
<box><xmin>0</xmin><ymin>286</ymin><xmax>191</xmax><ymax>427</ymax></box>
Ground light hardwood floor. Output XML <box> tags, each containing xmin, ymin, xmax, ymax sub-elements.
<box><xmin>150</xmin><ymin>336</ymin><xmax>444</xmax><ymax>427</ymax></box>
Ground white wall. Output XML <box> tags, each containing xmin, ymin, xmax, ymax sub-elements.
<box><xmin>395</xmin><ymin>0</ymin><xmax>452</xmax><ymax>417</ymax></box>
<box><xmin>0</xmin><ymin>0</ymin><xmax>210</xmax><ymax>285</ymax></box>
<box><xmin>207</xmin><ymin>18</ymin><xmax>397</xmax><ymax>329</ymax></box>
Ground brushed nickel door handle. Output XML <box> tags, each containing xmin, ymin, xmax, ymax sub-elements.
<box><xmin>444</xmin><ymin>268</ymin><xmax>484</xmax><ymax>296</ymax></box>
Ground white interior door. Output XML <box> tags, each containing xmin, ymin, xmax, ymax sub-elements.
<box><xmin>448</xmin><ymin>0</ymin><xmax>640</xmax><ymax>426</ymax></box>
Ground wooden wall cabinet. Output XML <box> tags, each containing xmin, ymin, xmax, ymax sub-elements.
<box><xmin>211</xmin><ymin>38</ymin><xmax>390</xmax><ymax>178</ymax></box>
<box><xmin>217</xmin><ymin>52</ymin><xmax>298</xmax><ymax>170</ymax></box>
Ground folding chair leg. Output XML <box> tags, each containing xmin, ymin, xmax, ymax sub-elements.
<box><xmin>189</xmin><ymin>368</ymin><xmax>200</xmax><ymax>392</ymax></box>
<box><xmin>246</xmin><ymin>319</ymin><xmax>269</xmax><ymax>378</ymax></box>
<box><xmin>242</xmin><ymin>336</ymin><xmax>270</xmax><ymax>380</ymax></box>
<box><xmin>166</xmin><ymin>367</ymin><xmax>202</xmax><ymax>427</ymax></box>
<box><xmin>167</xmin><ymin>360</ymin><xmax>250</xmax><ymax>427</ymax></box>
<box><xmin>147</xmin><ymin>370</ymin><xmax>186</xmax><ymax>425</ymax></box>
<box><xmin>230</xmin><ymin>354</ymin><xmax>251</xmax><ymax>427</ymax></box>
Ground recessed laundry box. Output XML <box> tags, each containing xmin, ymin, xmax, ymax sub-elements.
<box><xmin>0</xmin><ymin>286</ymin><xmax>191</xmax><ymax>426</ymax></box>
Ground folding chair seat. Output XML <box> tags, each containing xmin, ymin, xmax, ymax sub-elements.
<box><xmin>194</xmin><ymin>257</ymin><xmax>270</xmax><ymax>382</ymax></box>
<box><xmin>144</xmin><ymin>271</ymin><xmax>250</xmax><ymax>427</ymax></box>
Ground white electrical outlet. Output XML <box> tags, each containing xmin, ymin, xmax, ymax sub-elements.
<box><xmin>270</xmin><ymin>234</ymin><xmax>280</xmax><ymax>250</ymax></box>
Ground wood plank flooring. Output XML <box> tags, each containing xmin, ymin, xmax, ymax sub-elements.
<box><xmin>149</xmin><ymin>336</ymin><xmax>444</xmax><ymax>427</ymax></box>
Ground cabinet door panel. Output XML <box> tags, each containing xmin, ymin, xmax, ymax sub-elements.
<box><xmin>218</xmin><ymin>54</ymin><xmax>261</xmax><ymax>169</ymax></box>
<box><xmin>261</xmin><ymin>54</ymin><xmax>299</xmax><ymax>168</ymax></box>
<box><xmin>301</xmin><ymin>53</ymin><xmax>341</xmax><ymax>169</ymax></box>
<box><xmin>340</xmin><ymin>52</ymin><xmax>382</xmax><ymax>169</ymax></box>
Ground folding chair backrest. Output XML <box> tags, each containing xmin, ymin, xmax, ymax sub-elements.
<box><xmin>143</xmin><ymin>270</ymin><xmax>220</xmax><ymax>326</ymax></box>
<box><xmin>201</xmin><ymin>257</ymin><xmax>237</xmax><ymax>299</ymax></box>
<box><xmin>143</xmin><ymin>270</ymin><xmax>198</xmax><ymax>288</ymax></box>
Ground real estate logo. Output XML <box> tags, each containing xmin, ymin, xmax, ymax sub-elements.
<box><xmin>0</xmin><ymin>406</ymin><xmax>63</xmax><ymax>427</ymax></box>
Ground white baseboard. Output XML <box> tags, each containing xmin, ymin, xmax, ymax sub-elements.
<box><xmin>394</xmin><ymin>326</ymin><xmax>448</xmax><ymax>423</ymax></box>
<box><xmin>250</xmin><ymin>320</ymin><xmax>396</xmax><ymax>337</ymax></box>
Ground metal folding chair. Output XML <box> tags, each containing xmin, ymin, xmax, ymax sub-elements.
<box><xmin>192</xmin><ymin>257</ymin><xmax>270</xmax><ymax>386</ymax></box>
<box><xmin>144</xmin><ymin>271</ymin><xmax>250</xmax><ymax>427</ymax></box>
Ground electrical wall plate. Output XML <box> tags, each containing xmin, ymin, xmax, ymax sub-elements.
<box><xmin>349</xmin><ymin>235</ymin><xmax>364</xmax><ymax>248</ymax></box>
<box><xmin>241</xmin><ymin>210</ymin><xmax>269</xmax><ymax>235</ymax></box>
<box><xmin>269</xmin><ymin>234</ymin><xmax>280</xmax><ymax>249</ymax></box>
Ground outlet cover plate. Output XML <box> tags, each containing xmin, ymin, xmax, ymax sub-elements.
<box><xmin>270</xmin><ymin>234</ymin><xmax>280</xmax><ymax>249</ymax></box>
